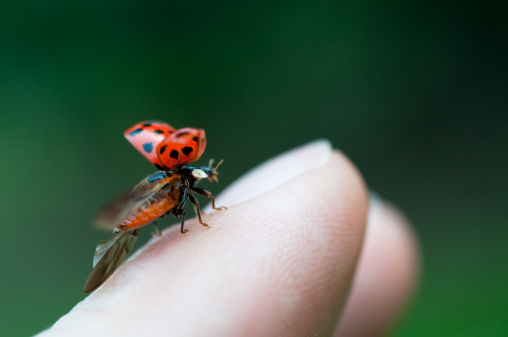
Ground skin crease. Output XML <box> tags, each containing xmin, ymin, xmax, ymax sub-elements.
<box><xmin>37</xmin><ymin>140</ymin><xmax>419</xmax><ymax>337</ymax></box>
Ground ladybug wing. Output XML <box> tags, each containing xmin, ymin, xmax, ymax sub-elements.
<box><xmin>124</xmin><ymin>120</ymin><xmax>176</xmax><ymax>169</ymax></box>
<box><xmin>94</xmin><ymin>174</ymin><xmax>181</xmax><ymax>230</ymax></box>
<box><xmin>157</xmin><ymin>127</ymin><xmax>207</xmax><ymax>170</ymax></box>
<box><xmin>83</xmin><ymin>228</ymin><xmax>139</xmax><ymax>293</ymax></box>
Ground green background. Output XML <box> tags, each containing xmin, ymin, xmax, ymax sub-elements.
<box><xmin>1</xmin><ymin>1</ymin><xmax>506</xmax><ymax>336</ymax></box>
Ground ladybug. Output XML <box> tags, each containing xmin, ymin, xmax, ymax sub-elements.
<box><xmin>83</xmin><ymin>120</ymin><xmax>226</xmax><ymax>293</ymax></box>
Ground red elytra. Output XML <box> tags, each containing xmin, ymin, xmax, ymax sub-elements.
<box><xmin>124</xmin><ymin>120</ymin><xmax>175</xmax><ymax>169</ymax></box>
<box><xmin>124</xmin><ymin>121</ymin><xmax>206</xmax><ymax>170</ymax></box>
<box><xmin>157</xmin><ymin>128</ymin><xmax>206</xmax><ymax>170</ymax></box>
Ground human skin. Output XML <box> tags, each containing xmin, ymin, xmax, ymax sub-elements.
<box><xmin>37</xmin><ymin>140</ymin><xmax>419</xmax><ymax>337</ymax></box>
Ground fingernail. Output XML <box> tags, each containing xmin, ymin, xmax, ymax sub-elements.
<box><xmin>367</xmin><ymin>191</ymin><xmax>402</xmax><ymax>238</ymax></box>
<box><xmin>367</xmin><ymin>191</ymin><xmax>384</xmax><ymax>228</ymax></box>
<box><xmin>272</xmin><ymin>139</ymin><xmax>332</xmax><ymax>172</ymax></box>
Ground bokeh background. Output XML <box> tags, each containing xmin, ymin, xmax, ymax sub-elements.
<box><xmin>1</xmin><ymin>1</ymin><xmax>506</xmax><ymax>336</ymax></box>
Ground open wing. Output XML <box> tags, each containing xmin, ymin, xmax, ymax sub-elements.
<box><xmin>94</xmin><ymin>174</ymin><xmax>181</xmax><ymax>231</ymax></box>
<box><xmin>83</xmin><ymin>229</ymin><xmax>140</xmax><ymax>293</ymax></box>
<box><xmin>124</xmin><ymin>120</ymin><xmax>175</xmax><ymax>169</ymax></box>
<box><xmin>157</xmin><ymin>127</ymin><xmax>207</xmax><ymax>170</ymax></box>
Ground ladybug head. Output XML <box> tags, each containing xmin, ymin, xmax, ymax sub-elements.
<box><xmin>191</xmin><ymin>159</ymin><xmax>223</xmax><ymax>183</ymax></box>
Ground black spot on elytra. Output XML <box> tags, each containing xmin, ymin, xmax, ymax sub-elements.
<box><xmin>170</xmin><ymin>149</ymin><xmax>179</xmax><ymax>159</ymax></box>
<box><xmin>159</xmin><ymin>145</ymin><xmax>167</xmax><ymax>154</ymax></box>
<box><xmin>176</xmin><ymin>131</ymin><xmax>190</xmax><ymax>138</ymax></box>
<box><xmin>155</xmin><ymin>164</ymin><xmax>163</xmax><ymax>170</ymax></box>
<box><xmin>182</xmin><ymin>146</ymin><xmax>193</xmax><ymax>155</ymax></box>
<box><xmin>142</xmin><ymin>122</ymin><xmax>152</xmax><ymax>127</ymax></box>
<box><xmin>153</xmin><ymin>129</ymin><xmax>164</xmax><ymax>134</ymax></box>
<box><xmin>129</xmin><ymin>128</ymin><xmax>143</xmax><ymax>136</ymax></box>
<box><xmin>192</xmin><ymin>136</ymin><xmax>198</xmax><ymax>142</ymax></box>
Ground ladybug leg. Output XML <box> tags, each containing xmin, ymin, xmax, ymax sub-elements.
<box><xmin>172</xmin><ymin>186</ymin><xmax>189</xmax><ymax>235</ymax></box>
<box><xmin>191</xmin><ymin>187</ymin><xmax>227</xmax><ymax>211</ymax></box>
<box><xmin>187</xmin><ymin>191</ymin><xmax>209</xmax><ymax>229</ymax></box>
<box><xmin>172</xmin><ymin>208</ymin><xmax>188</xmax><ymax>234</ymax></box>
<box><xmin>179</xmin><ymin>211</ymin><xmax>188</xmax><ymax>235</ymax></box>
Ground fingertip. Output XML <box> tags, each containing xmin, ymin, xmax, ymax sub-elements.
<box><xmin>334</xmin><ymin>197</ymin><xmax>420</xmax><ymax>337</ymax></box>
<box><xmin>39</xmin><ymin>144</ymin><xmax>371</xmax><ymax>337</ymax></box>
<box><xmin>206</xmin><ymin>139</ymin><xmax>333</xmax><ymax>210</ymax></box>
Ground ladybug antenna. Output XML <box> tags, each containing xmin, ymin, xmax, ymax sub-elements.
<box><xmin>213</xmin><ymin>159</ymin><xmax>224</xmax><ymax>171</ymax></box>
<box><xmin>207</xmin><ymin>159</ymin><xmax>224</xmax><ymax>183</ymax></box>
<box><xmin>208</xmin><ymin>158</ymin><xmax>224</xmax><ymax>171</ymax></box>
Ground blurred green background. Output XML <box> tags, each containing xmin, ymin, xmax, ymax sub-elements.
<box><xmin>1</xmin><ymin>0</ymin><xmax>506</xmax><ymax>335</ymax></box>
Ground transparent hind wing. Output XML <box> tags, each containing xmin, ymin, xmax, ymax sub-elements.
<box><xmin>83</xmin><ymin>229</ymin><xmax>140</xmax><ymax>293</ymax></box>
<box><xmin>94</xmin><ymin>174</ymin><xmax>181</xmax><ymax>230</ymax></box>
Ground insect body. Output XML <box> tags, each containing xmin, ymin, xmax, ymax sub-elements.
<box><xmin>83</xmin><ymin>120</ymin><xmax>225</xmax><ymax>293</ymax></box>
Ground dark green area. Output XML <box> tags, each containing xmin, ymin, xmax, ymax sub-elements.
<box><xmin>1</xmin><ymin>1</ymin><xmax>506</xmax><ymax>335</ymax></box>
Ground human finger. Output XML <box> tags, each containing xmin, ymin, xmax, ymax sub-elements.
<box><xmin>38</xmin><ymin>142</ymin><xmax>368</xmax><ymax>337</ymax></box>
<box><xmin>333</xmin><ymin>196</ymin><xmax>420</xmax><ymax>336</ymax></box>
